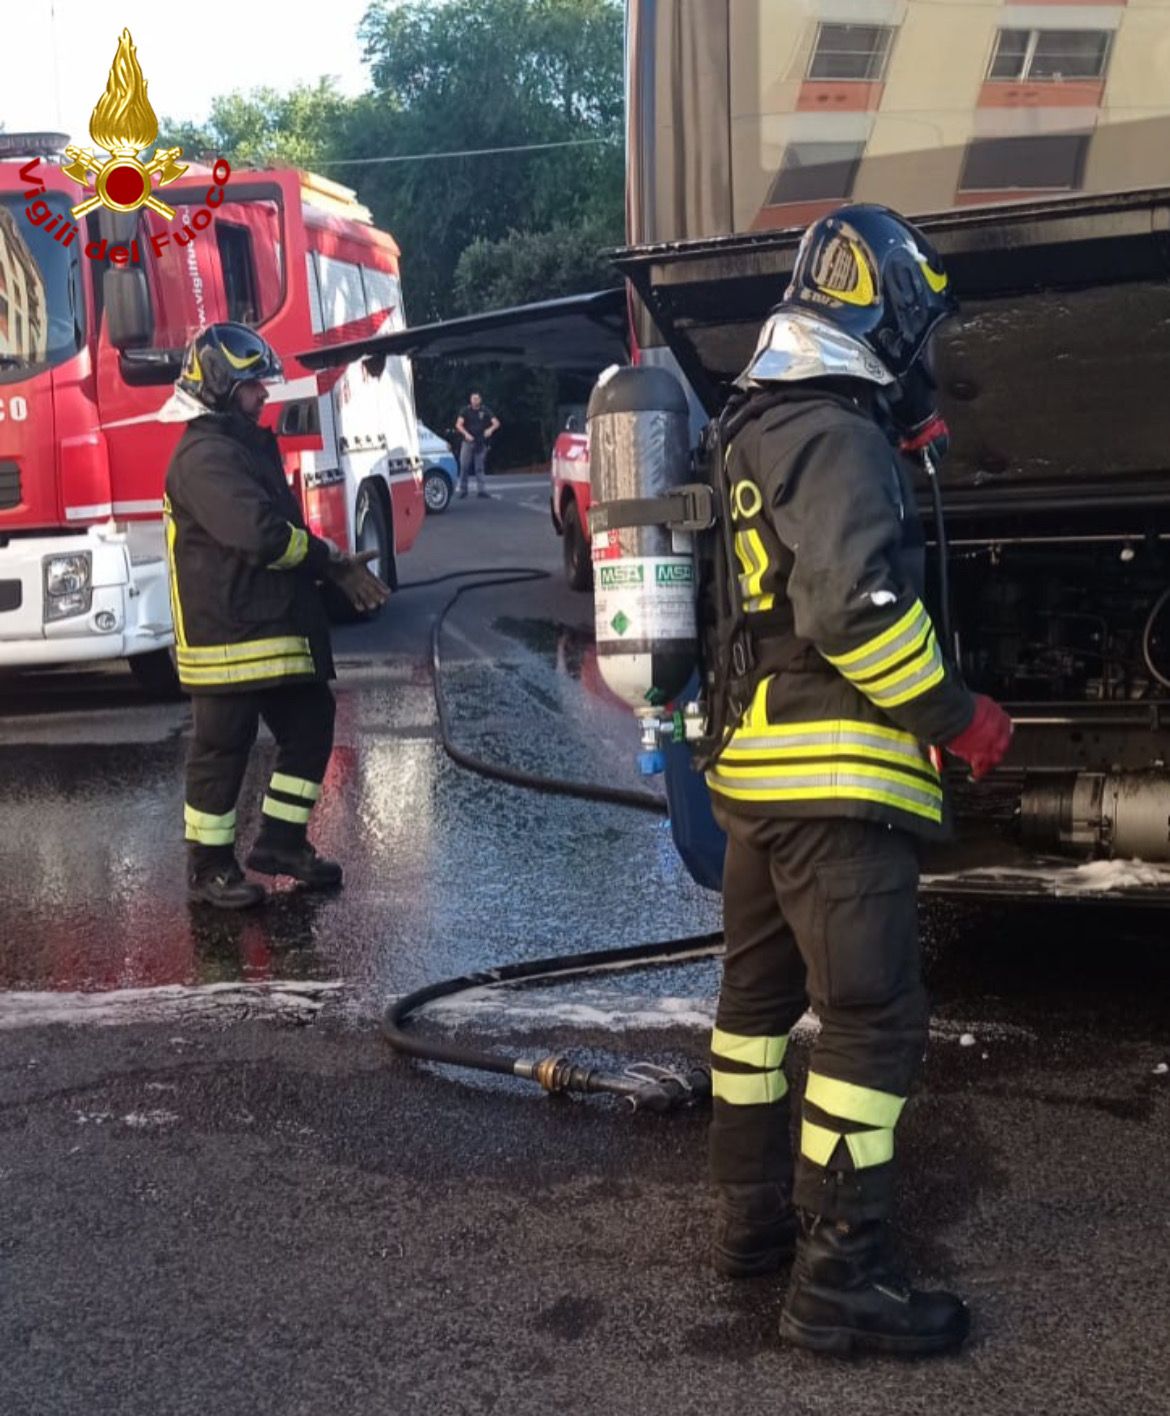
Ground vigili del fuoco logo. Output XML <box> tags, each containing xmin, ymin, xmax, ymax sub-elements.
<box><xmin>20</xmin><ymin>28</ymin><xmax>231</xmax><ymax>264</ymax></box>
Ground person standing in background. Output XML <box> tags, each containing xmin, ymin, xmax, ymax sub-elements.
<box><xmin>455</xmin><ymin>392</ymin><xmax>500</xmax><ymax>499</ymax></box>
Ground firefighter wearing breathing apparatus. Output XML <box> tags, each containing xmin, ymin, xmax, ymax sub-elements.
<box><xmin>161</xmin><ymin>322</ymin><xmax>390</xmax><ymax>910</ymax></box>
<box><xmin>694</xmin><ymin>205</ymin><xmax>1014</xmax><ymax>1357</ymax></box>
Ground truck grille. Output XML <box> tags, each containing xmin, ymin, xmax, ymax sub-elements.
<box><xmin>0</xmin><ymin>462</ymin><xmax>20</xmax><ymax>511</ymax></box>
<box><xmin>0</xmin><ymin>581</ymin><xmax>21</xmax><ymax>612</ymax></box>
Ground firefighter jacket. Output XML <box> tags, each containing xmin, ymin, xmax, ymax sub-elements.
<box><xmin>705</xmin><ymin>385</ymin><xmax>975</xmax><ymax>839</ymax></box>
<box><xmin>163</xmin><ymin>411</ymin><xmax>336</xmax><ymax>694</ymax></box>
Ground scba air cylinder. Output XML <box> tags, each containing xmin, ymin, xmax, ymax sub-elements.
<box><xmin>587</xmin><ymin>365</ymin><xmax>698</xmax><ymax>717</ymax></box>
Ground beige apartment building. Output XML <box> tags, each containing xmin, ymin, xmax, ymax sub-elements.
<box><xmin>727</xmin><ymin>0</ymin><xmax>1170</xmax><ymax>231</ymax></box>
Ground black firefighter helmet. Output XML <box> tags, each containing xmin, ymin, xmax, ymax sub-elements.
<box><xmin>783</xmin><ymin>204</ymin><xmax>957</xmax><ymax>381</ymax></box>
<box><xmin>178</xmin><ymin>322</ymin><xmax>284</xmax><ymax>412</ymax></box>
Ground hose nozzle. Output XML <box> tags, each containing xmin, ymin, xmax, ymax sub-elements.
<box><xmin>519</xmin><ymin>1055</ymin><xmax>710</xmax><ymax>1111</ymax></box>
<box><xmin>620</xmin><ymin>1062</ymin><xmax>711</xmax><ymax>1113</ymax></box>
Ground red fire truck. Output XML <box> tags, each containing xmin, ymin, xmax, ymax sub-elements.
<box><xmin>0</xmin><ymin>134</ymin><xmax>425</xmax><ymax>691</ymax></box>
<box><xmin>549</xmin><ymin>422</ymin><xmax>592</xmax><ymax>591</ymax></box>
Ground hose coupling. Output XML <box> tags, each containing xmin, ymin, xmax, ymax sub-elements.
<box><xmin>531</xmin><ymin>1055</ymin><xmax>579</xmax><ymax>1094</ymax></box>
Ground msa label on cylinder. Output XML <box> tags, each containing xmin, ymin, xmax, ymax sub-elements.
<box><xmin>596</xmin><ymin>557</ymin><xmax>695</xmax><ymax>643</ymax></box>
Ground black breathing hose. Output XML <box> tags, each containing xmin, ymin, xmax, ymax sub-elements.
<box><xmin>379</xmin><ymin>566</ymin><xmax>719</xmax><ymax>1112</ymax></box>
<box><xmin>921</xmin><ymin>449</ymin><xmax>957</xmax><ymax>664</ymax></box>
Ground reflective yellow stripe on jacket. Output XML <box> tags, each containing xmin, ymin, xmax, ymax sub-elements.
<box><xmin>706</xmin><ymin>681</ymin><xmax>943</xmax><ymax>824</ymax></box>
<box><xmin>162</xmin><ymin>495</ymin><xmax>187</xmax><ymax>649</ymax></box>
<box><xmin>733</xmin><ymin>529</ymin><xmax>776</xmax><ymax>614</ymax></box>
<box><xmin>822</xmin><ymin>599</ymin><xmax>946</xmax><ymax>710</ymax></box>
<box><xmin>268</xmin><ymin>524</ymin><xmax>309</xmax><ymax>571</ymax></box>
<box><xmin>175</xmin><ymin>635</ymin><xmax>314</xmax><ymax>689</ymax></box>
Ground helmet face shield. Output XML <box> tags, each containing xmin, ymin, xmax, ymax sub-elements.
<box><xmin>741</xmin><ymin>308</ymin><xmax>895</xmax><ymax>388</ymax></box>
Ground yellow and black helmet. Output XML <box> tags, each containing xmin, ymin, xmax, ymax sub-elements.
<box><xmin>783</xmin><ymin>204</ymin><xmax>957</xmax><ymax>380</ymax></box>
<box><xmin>177</xmin><ymin>322</ymin><xmax>284</xmax><ymax>412</ymax></box>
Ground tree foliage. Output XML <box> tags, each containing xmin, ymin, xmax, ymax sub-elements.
<box><xmin>352</xmin><ymin>0</ymin><xmax>623</xmax><ymax>321</ymax></box>
<box><xmin>160</xmin><ymin>0</ymin><xmax>626</xmax><ymax>464</ymax></box>
<box><xmin>453</xmin><ymin>221</ymin><xmax>622</xmax><ymax>315</ymax></box>
<box><xmin>159</xmin><ymin>80</ymin><xmax>348</xmax><ymax>171</ymax></box>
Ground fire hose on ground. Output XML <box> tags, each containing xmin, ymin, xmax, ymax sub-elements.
<box><xmin>381</xmin><ymin>567</ymin><xmax>721</xmax><ymax>1112</ymax></box>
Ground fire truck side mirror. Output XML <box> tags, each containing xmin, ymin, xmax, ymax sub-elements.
<box><xmin>104</xmin><ymin>267</ymin><xmax>154</xmax><ymax>353</ymax></box>
<box><xmin>119</xmin><ymin>348</ymin><xmax>184</xmax><ymax>386</ymax></box>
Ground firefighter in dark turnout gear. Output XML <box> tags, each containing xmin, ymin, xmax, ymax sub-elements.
<box><xmin>703</xmin><ymin>206</ymin><xmax>1012</xmax><ymax>1356</ymax></box>
<box><xmin>163</xmin><ymin>323</ymin><xmax>389</xmax><ymax>909</ymax></box>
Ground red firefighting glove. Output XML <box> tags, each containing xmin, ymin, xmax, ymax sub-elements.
<box><xmin>945</xmin><ymin>694</ymin><xmax>1014</xmax><ymax>781</ymax></box>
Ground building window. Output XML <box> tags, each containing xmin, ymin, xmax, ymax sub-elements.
<box><xmin>959</xmin><ymin>133</ymin><xmax>1089</xmax><ymax>191</ymax></box>
<box><xmin>768</xmin><ymin>141</ymin><xmax>866</xmax><ymax>204</ymax></box>
<box><xmin>808</xmin><ymin>24</ymin><xmax>894</xmax><ymax>82</ymax></box>
<box><xmin>988</xmin><ymin>29</ymin><xmax>1112</xmax><ymax>82</ymax></box>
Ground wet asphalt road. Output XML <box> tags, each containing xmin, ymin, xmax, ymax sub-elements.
<box><xmin>2</xmin><ymin>477</ymin><xmax>1169</xmax><ymax>1415</ymax></box>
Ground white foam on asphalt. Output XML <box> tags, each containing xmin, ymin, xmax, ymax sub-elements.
<box><xmin>122</xmin><ymin>1110</ymin><xmax>180</xmax><ymax>1128</ymax></box>
<box><xmin>423</xmin><ymin>990</ymin><xmax>1036</xmax><ymax>1044</ymax></box>
<box><xmin>0</xmin><ymin>980</ymin><xmax>344</xmax><ymax>1030</ymax></box>
<box><xmin>922</xmin><ymin>859</ymin><xmax>1170</xmax><ymax>896</ymax></box>
<box><xmin>0</xmin><ymin>976</ymin><xmax>1034</xmax><ymax>1046</ymax></box>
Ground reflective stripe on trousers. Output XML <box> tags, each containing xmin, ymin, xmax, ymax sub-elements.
<box><xmin>184</xmin><ymin>803</ymin><xmax>236</xmax><ymax>846</ymax></box>
<box><xmin>710</xmin><ymin>1027</ymin><xmax>790</xmax><ymax>1106</ymax></box>
<box><xmin>261</xmin><ymin>771</ymin><xmax>323</xmax><ymax>828</ymax></box>
<box><xmin>800</xmin><ymin>1071</ymin><xmax>906</xmax><ymax>1171</ymax></box>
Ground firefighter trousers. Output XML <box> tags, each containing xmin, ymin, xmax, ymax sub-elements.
<box><xmin>184</xmin><ymin>683</ymin><xmax>336</xmax><ymax>865</ymax></box>
<box><xmin>709</xmin><ymin>802</ymin><xmax>929</xmax><ymax>1224</ymax></box>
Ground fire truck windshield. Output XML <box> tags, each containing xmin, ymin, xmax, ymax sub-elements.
<box><xmin>0</xmin><ymin>194</ymin><xmax>84</xmax><ymax>379</ymax></box>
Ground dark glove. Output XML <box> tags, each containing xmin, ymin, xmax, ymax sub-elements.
<box><xmin>945</xmin><ymin>694</ymin><xmax>1013</xmax><ymax>780</ymax></box>
<box><xmin>326</xmin><ymin>550</ymin><xmax>391</xmax><ymax>614</ymax></box>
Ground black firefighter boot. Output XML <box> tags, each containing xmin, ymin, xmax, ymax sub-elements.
<box><xmin>246</xmin><ymin>820</ymin><xmax>342</xmax><ymax>890</ymax></box>
<box><xmin>711</xmin><ymin>1182</ymin><xmax>798</xmax><ymax>1279</ymax></box>
<box><xmin>188</xmin><ymin>846</ymin><xmax>266</xmax><ymax>910</ymax></box>
<box><xmin>778</xmin><ymin>1211</ymin><xmax>970</xmax><ymax>1357</ymax></box>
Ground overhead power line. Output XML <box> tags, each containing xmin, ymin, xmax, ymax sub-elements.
<box><xmin>315</xmin><ymin>137</ymin><xmax>619</xmax><ymax>167</ymax></box>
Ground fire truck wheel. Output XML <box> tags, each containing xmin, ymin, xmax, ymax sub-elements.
<box><xmin>563</xmin><ymin>499</ymin><xmax>593</xmax><ymax>593</ymax></box>
<box><xmin>128</xmin><ymin>647</ymin><xmax>184</xmax><ymax>699</ymax></box>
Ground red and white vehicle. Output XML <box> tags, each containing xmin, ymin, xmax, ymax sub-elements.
<box><xmin>549</xmin><ymin>419</ymin><xmax>592</xmax><ymax>591</ymax></box>
<box><xmin>0</xmin><ymin>135</ymin><xmax>425</xmax><ymax>691</ymax></box>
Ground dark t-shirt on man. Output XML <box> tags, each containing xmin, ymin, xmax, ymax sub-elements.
<box><xmin>459</xmin><ymin>405</ymin><xmax>495</xmax><ymax>447</ymax></box>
